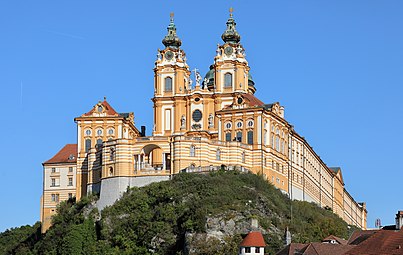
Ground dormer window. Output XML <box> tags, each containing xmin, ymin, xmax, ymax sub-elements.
<box><xmin>68</xmin><ymin>154</ymin><xmax>75</xmax><ymax>160</ymax></box>
<box><xmin>165</xmin><ymin>77</ymin><xmax>172</xmax><ymax>92</ymax></box>
<box><xmin>224</xmin><ymin>73</ymin><xmax>232</xmax><ymax>88</ymax></box>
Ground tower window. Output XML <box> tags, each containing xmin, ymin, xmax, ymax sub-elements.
<box><xmin>224</xmin><ymin>73</ymin><xmax>232</xmax><ymax>88</ymax></box>
<box><xmin>165</xmin><ymin>77</ymin><xmax>172</xmax><ymax>92</ymax></box>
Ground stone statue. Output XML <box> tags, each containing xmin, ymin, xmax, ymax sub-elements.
<box><xmin>216</xmin><ymin>44</ymin><xmax>221</xmax><ymax>56</ymax></box>
<box><xmin>157</xmin><ymin>50</ymin><xmax>161</xmax><ymax>61</ymax></box>
<box><xmin>208</xmin><ymin>114</ymin><xmax>214</xmax><ymax>128</ymax></box>
<box><xmin>178</xmin><ymin>50</ymin><xmax>182</xmax><ymax>60</ymax></box>
<box><xmin>195</xmin><ymin>71</ymin><xmax>202</xmax><ymax>87</ymax></box>
<box><xmin>188</xmin><ymin>79</ymin><xmax>193</xmax><ymax>89</ymax></box>
<box><xmin>181</xmin><ymin>115</ymin><xmax>186</xmax><ymax>129</ymax></box>
<box><xmin>203</xmin><ymin>78</ymin><xmax>208</xmax><ymax>89</ymax></box>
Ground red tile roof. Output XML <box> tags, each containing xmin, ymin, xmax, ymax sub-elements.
<box><xmin>83</xmin><ymin>99</ymin><xmax>119</xmax><ymax>116</ymax></box>
<box><xmin>243</xmin><ymin>93</ymin><xmax>265</xmax><ymax>107</ymax></box>
<box><xmin>277</xmin><ymin>242</ymin><xmax>354</xmax><ymax>255</ymax></box>
<box><xmin>240</xmin><ymin>231</ymin><xmax>266</xmax><ymax>247</ymax></box>
<box><xmin>43</xmin><ymin>144</ymin><xmax>77</xmax><ymax>164</ymax></box>
<box><xmin>345</xmin><ymin>229</ymin><xmax>403</xmax><ymax>255</ymax></box>
<box><xmin>304</xmin><ymin>243</ymin><xmax>354</xmax><ymax>255</ymax></box>
<box><xmin>348</xmin><ymin>230</ymin><xmax>379</xmax><ymax>245</ymax></box>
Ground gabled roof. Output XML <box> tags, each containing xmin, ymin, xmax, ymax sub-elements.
<box><xmin>329</xmin><ymin>167</ymin><xmax>344</xmax><ymax>184</ymax></box>
<box><xmin>243</xmin><ymin>93</ymin><xmax>265</xmax><ymax>107</ymax></box>
<box><xmin>43</xmin><ymin>144</ymin><xmax>77</xmax><ymax>164</ymax></box>
<box><xmin>345</xmin><ymin>229</ymin><xmax>403</xmax><ymax>255</ymax></box>
<box><xmin>240</xmin><ymin>231</ymin><xmax>266</xmax><ymax>247</ymax></box>
<box><xmin>83</xmin><ymin>99</ymin><xmax>119</xmax><ymax>117</ymax></box>
<box><xmin>303</xmin><ymin>243</ymin><xmax>353</xmax><ymax>255</ymax></box>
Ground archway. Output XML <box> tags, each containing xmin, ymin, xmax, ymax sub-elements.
<box><xmin>134</xmin><ymin>144</ymin><xmax>170</xmax><ymax>172</ymax></box>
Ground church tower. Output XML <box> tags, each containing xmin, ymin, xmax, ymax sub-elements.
<box><xmin>153</xmin><ymin>13</ymin><xmax>191</xmax><ymax>136</ymax></box>
<box><xmin>204</xmin><ymin>9</ymin><xmax>255</xmax><ymax>98</ymax></box>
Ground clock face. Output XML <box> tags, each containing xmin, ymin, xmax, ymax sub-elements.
<box><xmin>165</xmin><ymin>51</ymin><xmax>174</xmax><ymax>60</ymax></box>
<box><xmin>224</xmin><ymin>46</ymin><xmax>233</xmax><ymax>56</ymax></box>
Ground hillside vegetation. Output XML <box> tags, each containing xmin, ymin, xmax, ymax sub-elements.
<box><xmin>1</xmin><ymin>171</ymin><xmax>356</xmax><ymax>254</ymax></box>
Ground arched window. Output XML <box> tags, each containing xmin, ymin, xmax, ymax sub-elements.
<box><xmin>247</xmin><ymin>130</ymin><xmax>253</xmax><ymax>145</ymax></box>
<box><xmin>275</xmin><ymin>137</ymin><xmax>279</xmax><ymax>151</ymax></box>
<box><xmin>85</xmin><ymin>139</ymin><xmax>91</xmax><ymax>153</ymax></box>
<box><xmin>224</xmin><ymin>73</ymin><xmax>232</xmax><ymax>88</ymax></box>
<box><xmin>96</xmin><ymin>139</ymin><xmax>103</xmax><ymax>149</ymax></box>
<box><xmin>190</xmin><ymin>145</ymin><xmax>195</xmax><ymax>157</ymax></box>
<box><xmin>236</xmin><ymin>131</ymin><xmax>242</xmax><ymax>142</ymax></box>
<box><xmin>109</xmin><ymin>167</ymin><xmax>114</xmax><ymax>176</ymax></box>
<box><xmin>225</xmin><ymin>132</ymin><xmax>231</xmax><ymax>142</ymax></box>
<box><xmin>216</xmin><ymin>149</ymin><xmax>221</xmax><ymax>160</ymax></box>
<box><xmin>264</xmin><ymin>130</ymin><xmax>267</xmax><ymax>145</ymax></box>
<box><xmin>165</xmin><ymin>77</ymin><xmax>172</xmax><ymax>92</ymax></box>
<box><xmin>275</xmin><ymin>128</ymin><xmax>280</xmax><ymax>151</ymax></box>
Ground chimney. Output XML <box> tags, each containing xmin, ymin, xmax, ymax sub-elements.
<box><xmin>140</xmin><ymin>126</ymin><xmax>146</xmax><ymax>137</ymax></box>
<box><xmin>396</xmin><ymin>211</ymin><xmax>403</xmax><ymax>230</ymax></box>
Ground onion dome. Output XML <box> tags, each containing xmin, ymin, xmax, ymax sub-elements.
<box><xmin>203</xmin><ymin>65</ymin><xmax>215</xmax><ymax>90</ymax></box>
<box><xmin>162</xmin><ymin>13</ymin><xmax>182</xmax><ymax>49</ymax></box>
<box><xmin>221</xmin><ymin>8</ymin><xmax>241</xmax><ymax>44</ymax></box>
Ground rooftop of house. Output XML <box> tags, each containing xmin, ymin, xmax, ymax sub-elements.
<box><xmin>43</xmin><ymin>144</ymin><xmax>77</xmax><ymax>165</ymax></box>
<box><xmin>240</xmin><ymin>231</ymin><xmax>266</xmax><ymax>247</ymax></box>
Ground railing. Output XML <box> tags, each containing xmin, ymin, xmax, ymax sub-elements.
<box><xmin>136</xmin><ymin>136</ymin><xmax>169</xmax><ymax>142</ymax></box>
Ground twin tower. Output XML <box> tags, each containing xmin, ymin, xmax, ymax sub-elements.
<box><xmin>152</xmin><ymin>11</ymin><xmax>256</xmax><ymax>137</ymax></box>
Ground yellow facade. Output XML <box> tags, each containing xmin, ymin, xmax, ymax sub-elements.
<box><xmin>41</xmin><ymin>12</ymin><xmax>367</xmax><ymax>231</ymax></box>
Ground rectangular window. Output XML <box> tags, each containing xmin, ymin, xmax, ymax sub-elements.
<box><xmin>51</xmin><ymin>194</ymin><xmax>59</xmax><ymax>202</ymax></box>
<box><xmin>255</xmin><ymin>247</ymin><xmax>260</xmax><ymax>253</ymax></box>
<box><xmin>225</xmin><ymin>133</ymin><xmax>231</xmax><ymax>142</ymax></box>
<box><xmin>85</xmin><ymin>139</ymin><xmax>91</xmax><ymax>153</ymax></box>
<box><xmin>68</xmin><ymin>177</ymin><xmax>73</xmax><ymax>186</ymax></box>
<box><xmin>69</xmin><ymin>167</ymin><xmax>73</xmax><ymax>172</ymax></box>
<box><xmin>51</xmin><ymin>178</ymin><xmax>55</xmax><ymax>187</ymax></box>
<box><xmin>51</xmin><ymin>167</ymin><xmax>56</xmax><ymax>173</ymax></box>
<box><xmin>245</xmin><ymin>247</ymin><xmax>251</xmax><ymax>253</ymax></box>
<box><xmin>247</xmin><ymin>130</ymin><xmax>253</xmax><ymax>145</ymax></box>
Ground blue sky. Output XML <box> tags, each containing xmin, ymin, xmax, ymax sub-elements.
<box><xmin>1</xmin><ymin>1</ymin><xmax>402</xmax><ymax>231</ymax></box>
